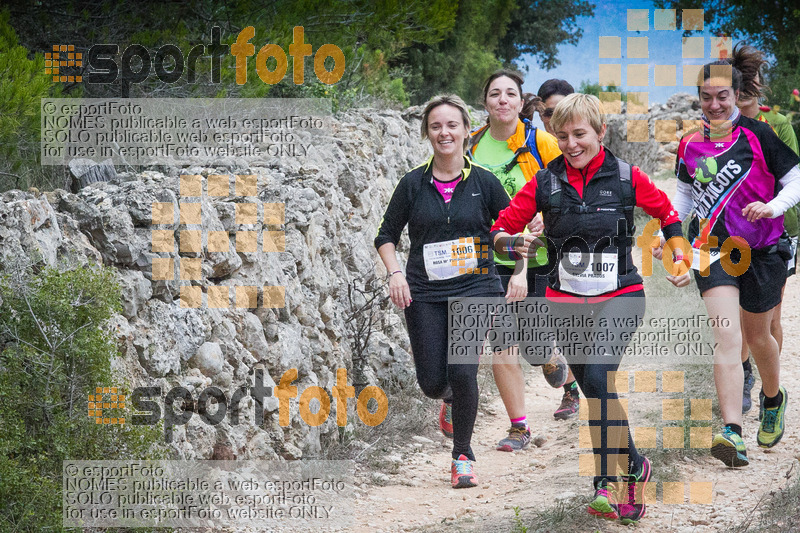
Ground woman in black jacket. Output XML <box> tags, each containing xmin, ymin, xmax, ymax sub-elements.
<box><xmin>375</xmin><ymin>94</ymin><xmax>522</xmax><ymax>489</ymax></box>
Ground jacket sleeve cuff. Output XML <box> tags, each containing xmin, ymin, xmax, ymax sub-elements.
<box><xmin>661</xmin><ymin>221</ymin><xmax>683</xmax><ymax>243</ymax></box>
<box><xmin>374</xmin><ymin>235</ymin><xmax>396</xmax><ymax>250</ymax></box>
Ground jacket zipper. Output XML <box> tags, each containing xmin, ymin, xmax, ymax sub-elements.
<box><xmin>580</xmin><ymin>166</ymin><xmax>589</xmax><ymax>212</ymax></box>
<box><xmin>431</xmin><ymin>175</ymin><xmax>458</xmax><ymax>224</ymax></box>
<box><xmin>445</xmin><ymin>175</ymin><xmax>465</xmax><ymax>225</ymax></box>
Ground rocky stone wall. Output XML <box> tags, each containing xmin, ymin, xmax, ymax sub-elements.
<box><xmin>0</xmin><ymin>108</ymin><xmax>430</xmax><ymax>460</ymax></box>
<box><xmin>604</xmin><ymin>92</ymin><xmax>702</xmax><ymax>176</ymax></box>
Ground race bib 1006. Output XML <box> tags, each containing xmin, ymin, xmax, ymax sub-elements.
<box><xmin>423</xmin><ymin>238</ymin><xmax>479</xmax><ymax>280</ymax></box>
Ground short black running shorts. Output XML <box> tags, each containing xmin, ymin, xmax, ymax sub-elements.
<box><xmin>694</xmin><ymin>248</ymin><xmax>786</xmax><ymax>314</ymax></box>
<box><xmin>495</xmin><ymin>263</ymin><xmax>550</xmax><ymax>298</ymax></box>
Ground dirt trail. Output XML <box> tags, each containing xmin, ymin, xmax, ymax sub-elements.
<box><xmin>351</xmin><ymin>273</ymin><xmax>800</xmax><ymax>533</ymax></box>
<box><xmin>351</xmin><ymin>175</ymin><xmax>800</xmax><ymax>532</ymax></box>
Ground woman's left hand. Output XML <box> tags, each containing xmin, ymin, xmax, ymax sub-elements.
<box><xmin>505</xmin><ymin>269</ymin><xmax>528</xmax><ymax>303</ymax></box>
<box><xmin>515</xmin><ymin>233</ymin><xmax>545</xmax><ymax>259</ymax></box>
<box><xmin>742</xmin><ymin>201</ymin><xmax>774</xmax><ymax>222</ymax></box>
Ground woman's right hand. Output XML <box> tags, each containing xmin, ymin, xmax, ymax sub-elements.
<box><xmin>526</xmin><ymin>213</ymin><xmax>544</xmax><ymax>237</ymax></box>
<box><xmin>389</xmin><ymin>272</ymin><xmax>412</xmax><ymax>309</ymax></box>
<box><xmin>515</xmin><ymin>233</ymin><xmax>545</xmax><ymax>259</ymax></box>
<box><xmin>651</xmin><ymin>236</ymin><xmax>666</xmax><ymax>260</ymax></box>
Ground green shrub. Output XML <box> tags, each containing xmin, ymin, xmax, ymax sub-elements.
<box><xmin>0</xmin><ymin>266</ymin><xmax>167</xmax><ymax>532</ymax></box>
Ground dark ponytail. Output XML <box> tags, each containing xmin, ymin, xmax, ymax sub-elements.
<box><xmin>520</xmin><ymin>93</ymin><xmax>544</xmax><ymax>122</ymax></box>
<box><xmin>729</xmin><ymin>43</ymin><xmax>767</xmax><ymax>98</ymax></box>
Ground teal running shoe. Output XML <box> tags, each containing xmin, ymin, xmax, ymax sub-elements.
<box><xmin>711</xmin><ymin>427</ymin><xmax>749</xmax><ymax>467</ymax></box>
<box><xmin>758</xmin><ymin>386</ymin><xmax>787</xmax><ymax>448</ymax></box>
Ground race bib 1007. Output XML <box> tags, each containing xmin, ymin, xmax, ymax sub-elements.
<box><xmin>558</xmin><ymin>252</ymin><xmax>617</xmax><ymax>296</ymax></box>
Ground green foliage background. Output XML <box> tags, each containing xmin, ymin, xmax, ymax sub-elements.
<box><xmin>0</xmin><ymin>10</ymin><xmax>65</xmax><ymax>192</ymax></box>
<box><xmin>0</xmin><ymin>0</ymin><xmax>595</xmax><ymax>191</ymax></box>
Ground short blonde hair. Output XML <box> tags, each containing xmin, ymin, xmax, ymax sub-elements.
<box><xmin>420</xmin><ymin>94</ymin><xmax>471</xmax><ymax>150</ymax></box>
<box><xmin>549</xmin><ymin>93</ymin><xmax>605</xmax><ymax>135</ymax></box>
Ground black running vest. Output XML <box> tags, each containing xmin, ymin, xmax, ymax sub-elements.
<box><xmin>535</xmin><ymin>151</ymin><xmax>640</xmax><ymax>295</ymax></box>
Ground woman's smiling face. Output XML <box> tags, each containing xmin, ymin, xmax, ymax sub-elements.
<box><xmin>426</xmin><ymin>104</ymin><xmax>468</xmax><ymax>157</ymax></box>
<box><xmin>555</xmin><ymin>117</ymin><xmax>605</xmax><ymax>170</ymax></box>
<box><xmin>700</xmin><ymin>77</ymin><xmax>739</xmax><ymax>122</ymax></box>
<box><xmin>484</xmin><ymin>75</ymin><xmax>523</xmax><ymax>126</ymax></box>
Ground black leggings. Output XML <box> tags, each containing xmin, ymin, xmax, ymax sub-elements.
<box><xmin>550</xmin><ymin>291</ymin><xmax>646</xmax><ymax>487</ymax></box>
<box><xmin>404</xmin><ymin>298</ymin><xmax>501</xmax><ymax>461</ymax></box>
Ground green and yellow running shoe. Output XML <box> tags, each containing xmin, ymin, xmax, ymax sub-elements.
<box><xmin>711</xmin><ymin>427</ymin><xmax>749</xmax><ymax>467</ymax></box>
<box><xmin>587</xmin><ymin>480</ymin><xmax>619</xmax><ymax>520</ymax></box>
<box><xmin>758</xmin><ymin>386</ymin><xmax>788</xmax><ymax>448</ymax></box>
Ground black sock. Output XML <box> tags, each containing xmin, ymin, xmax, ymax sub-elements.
<box><xmin>452</xmin><ymin>450</ymin><xmax>475</xmax><ymax>461</ymax></box>
<box><xmin>763</xmin><ymin>389</ymin><xmax>783</xmax><ymax>409</ymax></box>
<box><xmin>742</xmin><ymin>359</ymin><xmax>752</xmax><ymax>373</ymax></box>
<box><xmin>725</xmin><ymin>423</ymin><xmax>742</xmax><ymax>438</ymax></box>
<box><xmin>564</xmin><ymin>381</ymin><xmax>579</xmax><ymax>396</ymax></box>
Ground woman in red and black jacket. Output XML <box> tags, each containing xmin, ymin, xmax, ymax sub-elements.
<box><xmin>492</xmin><ymin>93</ymin><xmax>687</xmax><ymax>525</ymax></box>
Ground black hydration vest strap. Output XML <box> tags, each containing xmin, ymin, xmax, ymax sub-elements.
<box><xmin>617</xmin><ymin>159</ymin><xmax>634</xmax><ymax>215</ymax></box>
<box><xmin>549</xmin><ymin>171</ymin><xmax>563</xmax><ymax>215</ymax></box>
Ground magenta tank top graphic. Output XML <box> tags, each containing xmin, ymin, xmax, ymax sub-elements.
<box><xmin>433</xmin><ymin>176</ymin><xmax>462</xmax><ymax>203</ymax></box>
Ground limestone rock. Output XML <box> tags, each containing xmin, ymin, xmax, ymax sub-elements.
<box><xmin>116</xmin><ymin>269</ymin><xmax>152</xmax><ymax>319</ymax></box>
<box><xmin>1</xmin><ymin>107</ymin><xmax>435</xmax><ymax>462</ymax></box>
<box><xmin>191</xmin><ymin>342</ymin><xmax>224</xmax><ymax>377</ymax></box>
<box><xmin>604</xmin><ymin>92</ymin><xmax>702</xmax><ymax>175</ymax></box>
